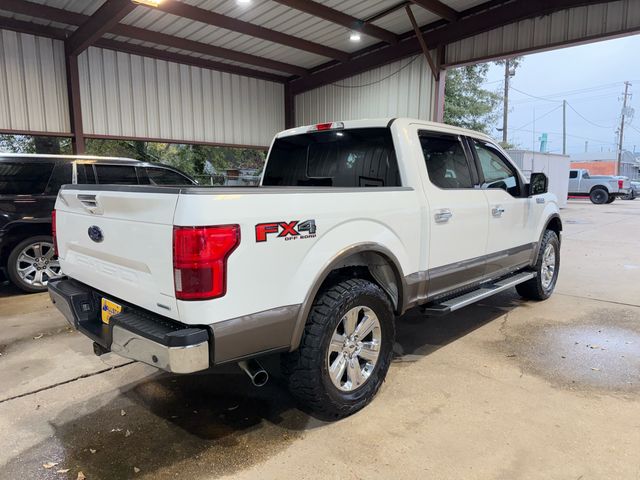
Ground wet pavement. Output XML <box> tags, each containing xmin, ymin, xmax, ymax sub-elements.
<box><xmin>1</xmin><ymin>199</ymin><xmax>640</xmax><ymax>479</ymax></box>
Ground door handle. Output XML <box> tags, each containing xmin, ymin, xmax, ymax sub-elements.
<box><xmin>434</xmin><ymin>209</ymin><xmax>453</xmax><ymax>223</ymax></box>
<box><xmin>491</xmin><ymin>206</ymin><xmax>505</xmax><ymax>217</ymax></box>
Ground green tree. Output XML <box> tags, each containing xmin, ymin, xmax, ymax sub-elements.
<box><xmin>444</xmin><ymin>64</ymin><xmax>501</xmax><ymax>134</ymax></box>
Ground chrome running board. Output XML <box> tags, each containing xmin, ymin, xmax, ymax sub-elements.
<box><xmin>421</xmin><ymin>271</ymin><xmax>536</xmax><ymax>315</ymax></box>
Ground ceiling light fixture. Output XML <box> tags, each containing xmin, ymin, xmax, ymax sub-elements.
<box><xmin>237</xmin><ymin>0</ymin><xmax>252</xmax><ymax>5</ymax></box>
<box><xmin>132</xmin><ymin>0</ymin><xmax>162</xmax><ymax>7</ymax></box>
<box><xmin>349</xmin><ymin>32</ymin><xmax>361</xmax><ymax>42</ymax></box>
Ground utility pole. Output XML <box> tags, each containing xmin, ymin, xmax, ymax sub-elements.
<box><xmin>562</xmin><ymin>99</ymin><xmax>567</xmax><ymax>155</ymax></box>
<box><xmin>502</xmin><ymin>59</ymin><xmax>510</xmax><ymax>144</ymax></box>
<box><xmin>617</xmin><ymin>81</ymin><xmax>632</xmax><ymax>175</ymax></box>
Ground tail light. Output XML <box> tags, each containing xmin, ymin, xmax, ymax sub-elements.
<box><xmin>618</xmin><ymin>179</ymin><xmax>624</xmax><ymax>189</ymax></box>
<box><xmin>173</xmin><ymin>225</ymin><xmax>240</xmax><ymax>300</ymax></box>
<box><xmin>52</xmin><ymin>210</ymin><xmax>58</xmax><ymax>256</ymax></box>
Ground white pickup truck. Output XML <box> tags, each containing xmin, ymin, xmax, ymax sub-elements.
<box><xmin>49</xmin><ymin>118</ymin><xmax>562</xmax><ymax>419</ymax></box>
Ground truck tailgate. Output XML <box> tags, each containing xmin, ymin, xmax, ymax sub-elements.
<box><xmin>56</xmin><ymin>188</ymin><xmax>180</xmax><ymax>319</ymax></box>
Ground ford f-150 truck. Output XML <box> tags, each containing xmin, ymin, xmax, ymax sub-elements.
<box><xmin>568</xmin><ymin>168</ymin><xmax>630</xmax><ymax>204</ymax></box>
<box><xmin>48</xmin><ymin>119</ymin><xmax>562</xmax><ymax>419</ymax></box>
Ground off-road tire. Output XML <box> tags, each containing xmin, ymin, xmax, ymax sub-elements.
<box><xmin>516</xmin><ymin>230</ymin><xmax>560</xmax><ymax>301</ymax></box>
<box><xmin>606</xmin><ymin>195</ymin><xmax>616</xmax><ymax>204</ymax></box>
<box><xmin>589</xmin><ymin>188</ymin><xmax>608</xmax><ymax>204</ymax></box>
<box><xmin>282</xmin><ymin>278</ymin><xmax>395</xmax><ymax>420</ymax></box>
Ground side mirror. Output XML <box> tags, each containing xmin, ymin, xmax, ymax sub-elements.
<box><xmin>529</xmin><ymin>172</ymin><xmax>548</xmax><ymax>196</ymax></box>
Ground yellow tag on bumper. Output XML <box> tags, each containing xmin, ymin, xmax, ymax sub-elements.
<box><xmin>101</xmin><ymin>298</ymin><xmax>122</xmax><ymax>324</ymax></box>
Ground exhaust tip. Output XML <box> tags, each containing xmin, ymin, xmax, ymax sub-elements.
<box><xmin>238</xmin><ymin>359</ymin><xmax>269</xmax><ymax>387</ymax></box>
<box><xmin>252</xmin><ymin>370</ymin><xmax>269</xmax><ymax>387</ymax></box>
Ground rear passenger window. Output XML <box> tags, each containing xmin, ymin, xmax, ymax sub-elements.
<box><xmin>263</xmin><ymin>128</ymin><xmax>401</xmax><ymax>187</ymax></box>
<box><xmin>0</xmin><ymin>160</ymin><xmax>54</xmax><ymax>195</ymax></box>
<box><xmin>569</xmin><ymin>171</ymin><xmax>578</xmax><ymax>179</ymax></box>
<box><xmin>419</xmin><ymin>133</ymin><xmax>474</xmax><ymax>189</ymax></box>
<box><xmin>95</xmin><ymin>165</ymin><xmax>138</xmax><ymax>185</ymax></box>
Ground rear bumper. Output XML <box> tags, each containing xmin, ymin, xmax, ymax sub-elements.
<box><xmin>48</xmin><ymin>278</ymin><xmax>211</xmax><ymax>374</ymax></box>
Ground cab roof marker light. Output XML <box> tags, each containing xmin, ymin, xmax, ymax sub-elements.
<box><xmin>308</xmin><ymin>122</ymin><xmax>345</xmax><ymax>132</ymax></box>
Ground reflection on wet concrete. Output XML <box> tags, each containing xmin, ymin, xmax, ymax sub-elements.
<box><xmin>1</xmin><ymin>294</ymin><xmax>523</xmax><ymax>480</ymax></box>
<box><xmin>498</xmin><ymin>308</ymin><xmax>640</xmax><ymax>393</ymax></box>
<box><xmin>2</xmin><ymin>364</ymin><xmax>317</xmax><ymax>479</ymax></box>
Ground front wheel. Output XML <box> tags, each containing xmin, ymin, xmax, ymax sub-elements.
<box><xmin>282</xmin><ymin>278</ymin><xmax>395</xmax><ymax>420</ymax></box>
<box><xmin>516</xmin><ymin>230</ymin><xmax>560</xmax><ymax>301</ymax></box>
<box><xmin>7</xmin><ymin>236</ymin><xmax>62</xmax><ymax>293</ymax></box>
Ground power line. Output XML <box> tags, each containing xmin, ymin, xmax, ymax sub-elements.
<box><xmin>565</xmin><ymin>102</ymin><xmax>616</xmax><ymax>129</ymax></box>
<box><xmin>512</xmin><ymin>104</ymin><xmax>563</xmax><ymax>131</ymax></box>
<box><xmin>509</xmin><ymin>86</ymin><xmax>564</xmax><ymax>103</ymax></box>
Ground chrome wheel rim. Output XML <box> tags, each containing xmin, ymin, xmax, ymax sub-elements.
<box><xmin>327</xmin><ymin>306</ymin><xmax>382</xmax><ymax>392</ymax></box>
<box><xmin>541</xmin><ymin>243</ymin><xmax>556</xmax><ymax>290</ymax></box>
<box><xmin>16</xmin><ymin>241</ymin><xmax>61</xmax><ymax>287</ymax></box>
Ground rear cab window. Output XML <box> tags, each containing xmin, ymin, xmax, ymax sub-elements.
<box><xmin>263</xmin><ymin>128</ymin><xmax>401</xmax><ymax>187</ymax></box>
<box><xmin>0</xmin><ymin>159</ymin><xmax>55</xmax><ymax>195</ymax></box>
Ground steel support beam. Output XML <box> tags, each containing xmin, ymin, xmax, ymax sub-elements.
<box><xmin>271</xmin><ymin>0</ymin><xmax>398</xmax><ymax>45</ymax></box>
<box><xmin>154</xmin><ymin>1</ymin><xmax>350</xmax><ymax>62</ymax></box>
<box><xmin>410</xmin><ymin>0</ymin><xmax>459</xmax><ymax>22</ymax></box>
<box><xmin>405</xmin><ymin>5</ymin><xmax>438</xmax><ymax>81</ymax></box>
<box><xmin>284</xmin><ymin>83</ymin><xmax>295</xmax><ymax>129</ymax></box>
<box><xmin>66</xmin><ymin>0</ymin><xmax>136</xmax><ymax>56</ymax></box>
<box><xmin>65</xmin><ymin>53</ymin><xmax>85</xmax><ymax>154</ymax></box>
<box><xmin>94</xmin><ymin>39</ymin><xmax>288</xmax><ymax>83</ymax></box>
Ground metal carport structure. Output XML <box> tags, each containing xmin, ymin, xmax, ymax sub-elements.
<box><xmin>0</xmin><ymin>0</ymin><xmax>639</xmax><ymax>154</ymax></box>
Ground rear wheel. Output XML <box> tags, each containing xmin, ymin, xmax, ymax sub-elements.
<box><xmin>589</xmin><ymin>188</ymin><xmax>608</xmax><ymax>204</ymax></box>
<box><xmin>7</xmin><ymin>236</ymin><xmax>61</xmax><ymax>293</ymax></box>
<box><xmin>606</xmin><ymin>195</ymin><xmax>616</xmax><ymax>204</ymax></box>
<box><xmin>516</xmin><ymin>230</ymin><xmax>560</xmax><ymax>301</ymax></box>
<box><xmin>282</xmin><ymin>278</ymin><xmax>395</xmax><ymax>420</ymax></box>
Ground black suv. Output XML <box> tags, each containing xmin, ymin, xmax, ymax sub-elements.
<box><xmin>0</xmin><ymin>154</ymin><xmax>196</xmax><ymax>292</ymax></box>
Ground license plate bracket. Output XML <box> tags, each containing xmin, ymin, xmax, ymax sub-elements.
<box><xmin>101</xmin><ymin>298</ymin><xmax>122</xmax><ymax>324</ymax></box>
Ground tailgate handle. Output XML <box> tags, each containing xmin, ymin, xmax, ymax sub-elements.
<box><xmin>77</xmin><ymin>194</ymin><xmax>99</xmax><ymax>213</ymax></box>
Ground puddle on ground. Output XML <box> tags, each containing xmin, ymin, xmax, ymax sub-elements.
<box><xmin>498</xmin><ymin>308</ymin><xmax>640</xmax><ymax>394</ymax></box>
<box><xmin>2</xmin><ymin>364</ymin><xmax>319</xmax><ymax>479</ymax></box>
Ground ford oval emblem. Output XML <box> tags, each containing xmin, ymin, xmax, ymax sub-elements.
<box><xmin>88</xmin><ymin>225</ymin><xmax>104</xmax><ymax>243</ymax></box>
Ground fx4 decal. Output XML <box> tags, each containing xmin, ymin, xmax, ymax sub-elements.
<box><xmin>255</xmin><ymin>220</ymin><xmax>317</xmax><ymax>242</ymax></box>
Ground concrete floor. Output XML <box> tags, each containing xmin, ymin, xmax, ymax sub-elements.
<box><xmin>1</xmin><ymin>199</ymin><xmax>639</xmax><ymax>480</ymax></box>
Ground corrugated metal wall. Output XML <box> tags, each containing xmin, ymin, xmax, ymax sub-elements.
<box><xmin>446</xmin><ymin>0</ymin><xmax>640</xmax><ymax>65</ymax></box>
<box><xmin>295</xmin><ymin>54</ymin><xmax>436</xmax><ymax>125</ymax></box>
<box><xmin>0</xmin><ymin>29</ymin><xmax>69</xmax><ymax>134</ymax></box>
<box><xmin>78</xmin><ymin>47</ymin><xmax>284</xmax><ymax>147</ymax></box>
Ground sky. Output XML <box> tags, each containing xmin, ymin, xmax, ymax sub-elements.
<box><xmin>480</xmin><ymin>34</ymin><xmax>640</xmax><ymax>155</ymax></box>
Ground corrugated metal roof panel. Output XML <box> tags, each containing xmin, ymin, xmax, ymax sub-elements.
<box><xmin>79</xmin><ymin>46</ymin><xmax>283</xmax><ymax>146</ymax></box>
<box><xmin>445</xmin><ymin>0</ymin><xmax>640</xmax><ymax>65</ymax></box>
<box><xmin>0</xmin><ymin>30</ymin><xmax>69</xmax><ymax>134</ymax></box>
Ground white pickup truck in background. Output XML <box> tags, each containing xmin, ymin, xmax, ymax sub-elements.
<box><xmin>49</xmin><ymin>118</ymin><xmax>562</xmax><ymax>419</ymax></box>
<box><xmin>568</xmin><ymin>168</ymin><xmax>630</xmax><ymax>204</ymax></box>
